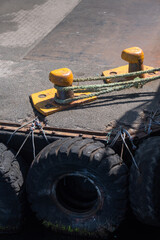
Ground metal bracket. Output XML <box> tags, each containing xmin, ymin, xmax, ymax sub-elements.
<box><xmin>30</xmin><ymin>88</ymin><xmax>97</xmax><ymax>116</ymax></box>
<box><xmin>102</xmin><ymin>65</ymin><xmax>160</xmax><ymax>83</ymax></box>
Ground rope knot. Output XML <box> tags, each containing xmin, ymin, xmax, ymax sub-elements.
<box><xmin>30</xmin><ymin>122</ymin><xmax>36</xmax><ymax>132</ymax></box>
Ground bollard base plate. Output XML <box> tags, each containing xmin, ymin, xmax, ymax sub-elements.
<box><xmin>102</xmin><ymin>65</ymin><xmax>159</xmax><ymax>83</ymax></box>
<box><xmin>30</xmin><ymin>88</ymin><xmax>97</xmax><ymax>116</ymax></box>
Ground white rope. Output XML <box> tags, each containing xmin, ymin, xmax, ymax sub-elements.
<box><xmin>34</xmin><ymin>119</ymin><xmax>49</xmax><ymax>143</ymax></box>
<box><xmin>31</xmin><ymin>130</ymin><xmax>36</xmax><ymax>159</ymax></box>
<box><xmin>120</xmin><ymin>132</ymin><xmax>139</xmax><ymax>171</ymax></box>
<box><xmin>109</xmin><ymin>127</ymin><xmax>139</xmax><ymax>171</ymax></box>
<box><xmin>15</xmin><ymin>131</ymin><xmax>31</xmax><ymax>158</ymax></box>
<box><xmin>7</xmin><ymin>118</ymin><xmax>37</xmax><ymax>144</ymax></box>
<box><xmin>145</xmin><ymin>109</ymin><xmax>160</xmax><ymax>134</ymax></box>
<box><xmin>8</xmin><ymin>117</ymin><xmax>49</xmax><ymax>159</ymax></box>
<box><xmin>30</xmin><ymin>122</ymin><xmax>36</xmax><ymax>159</ymax></box>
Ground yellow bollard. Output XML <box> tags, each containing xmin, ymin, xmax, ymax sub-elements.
<box><xmin>121</xmin><ymin>47</ymin><xmax>145</xmax><ymax>78</ymax></box>
<box><xmin>49</xmin><ymin>68</ymin><xmax>74</xmax><ymax>103</ymax></box>
<box><xmin>49</xmin><ymin>68</ymin><xmax>74</xmax><ymax>87</ymax></box>
<box><xmin>30</xmin><ymin>68</ymin><xmax>97</xmax><ymax>116</ymax></box>
<box><xmin>102</xmin><ymin>46</ymin><xmax>154</xmax><ymax>83</ymax></box>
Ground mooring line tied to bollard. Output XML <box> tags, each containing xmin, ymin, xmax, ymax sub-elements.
<box><xmin>30</xmin><ymin>47</ymin><xmax>160</xmax><ymax>116</ymax></box>
<box><xmin>54</xmin><ymin>68</ymin><xmax>160</xmax><ymax>104</ymax></box>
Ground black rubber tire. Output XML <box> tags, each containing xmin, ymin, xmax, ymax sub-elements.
<box><xmin>129</xmin><ymin>136</ymin><xmax>160</xmax><ymax>226</ymax></box>
<box><xmin>0</xmin><ymin>142</ymin><xmax>27</xmax><ymax>233</ymax></box>
<box><xmin>27</xmin><ymin>137</ymin><xmax>128</xmax><ymax>237</ymax></box>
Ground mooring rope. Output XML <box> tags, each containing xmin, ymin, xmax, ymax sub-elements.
<box><xmin>54</xmin><ymin>74</ymin><xmax>160</xmax><ymax>104</ymax></box>
<box><xmin>73</xmin><ymin>67</ymin><xmax>160</xmax><ymax>82</ymax></box>
<box><xmin>55</xmin><ymin>75</ymin><xmax>160</xmax><ymax>92</ymax></box>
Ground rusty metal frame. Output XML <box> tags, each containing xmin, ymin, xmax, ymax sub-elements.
<box><xmin>0</xmin><ymin>121</ymin><xmax>160</xmax><ymax>142</ymax></box>
<box><xmin>0</xmin><ymin>121</ymin><xmax>107</xmax><ymax>141</ymax></box>
<box><xmin>0</xmin><ymin>120</ymin><xmax>159</xmax><ymax>167</ymax></box>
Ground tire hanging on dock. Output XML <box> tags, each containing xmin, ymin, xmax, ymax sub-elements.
<box><xmin>129</xmin><ymin>136</ymin><xmax>160</xmax><ymax>226</ymax></box>
<box><xmin>27</xmin><ymin>137</ymin><xmax>128</xmax><ymax>237</ymax></box>
<box><xmin>0</xmin><ymin>142</ymin><xmax>27</xmax><ymax>233</ymax></box>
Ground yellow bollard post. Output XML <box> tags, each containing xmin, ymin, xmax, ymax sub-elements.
<box><xmin>49</xmin><ymin>68</ymin><xmax>74</xmax><ymax>104</ymax></box>
<box><xmin>102</xmin><ymin>46</ymin><xmax>156</xmax><ymax>83</ymax></box>
<box><xmin>30</xmin><ymin>68</ymin><xmax>97</xmax><ymax>116</ymax></box>
<box><xmin>121</xmin><ymin>47</ymin><xmax>145</xmax><ymax>78</ymax></box>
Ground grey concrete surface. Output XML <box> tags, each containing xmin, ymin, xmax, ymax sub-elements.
<box><xmin>26</xmin><ymin>0</ymin><xmax>160</xmax><ymax>68</ymax></box>
<box><xmin>0</xmin><ymin>0</ymin><xmax>160</xmax><ymax>131</ymax></box>
<box><xmin>0</xmin><ymin>0</ymin><xmax>80</xmax><ymax>60</ymax></box>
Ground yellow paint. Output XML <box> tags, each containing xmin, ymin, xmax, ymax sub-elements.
<box><xmin>121</xmin><ymin>47</ymin><xmax>144</xmax><ymax>63</ymax></box>
<box><xmin>102</xmin><ymin>65</ymin><xmax>154</xmax><ymax>83</ymax></box>
<box><xmin>49</xmin><ymin>68</ymin><xmax>73</xmax><ymax>86</ymax></box>
<box><xmin>30</xmin><ymin>88</ymin><xmax>97</xmax><ymax>116</ymax></box>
